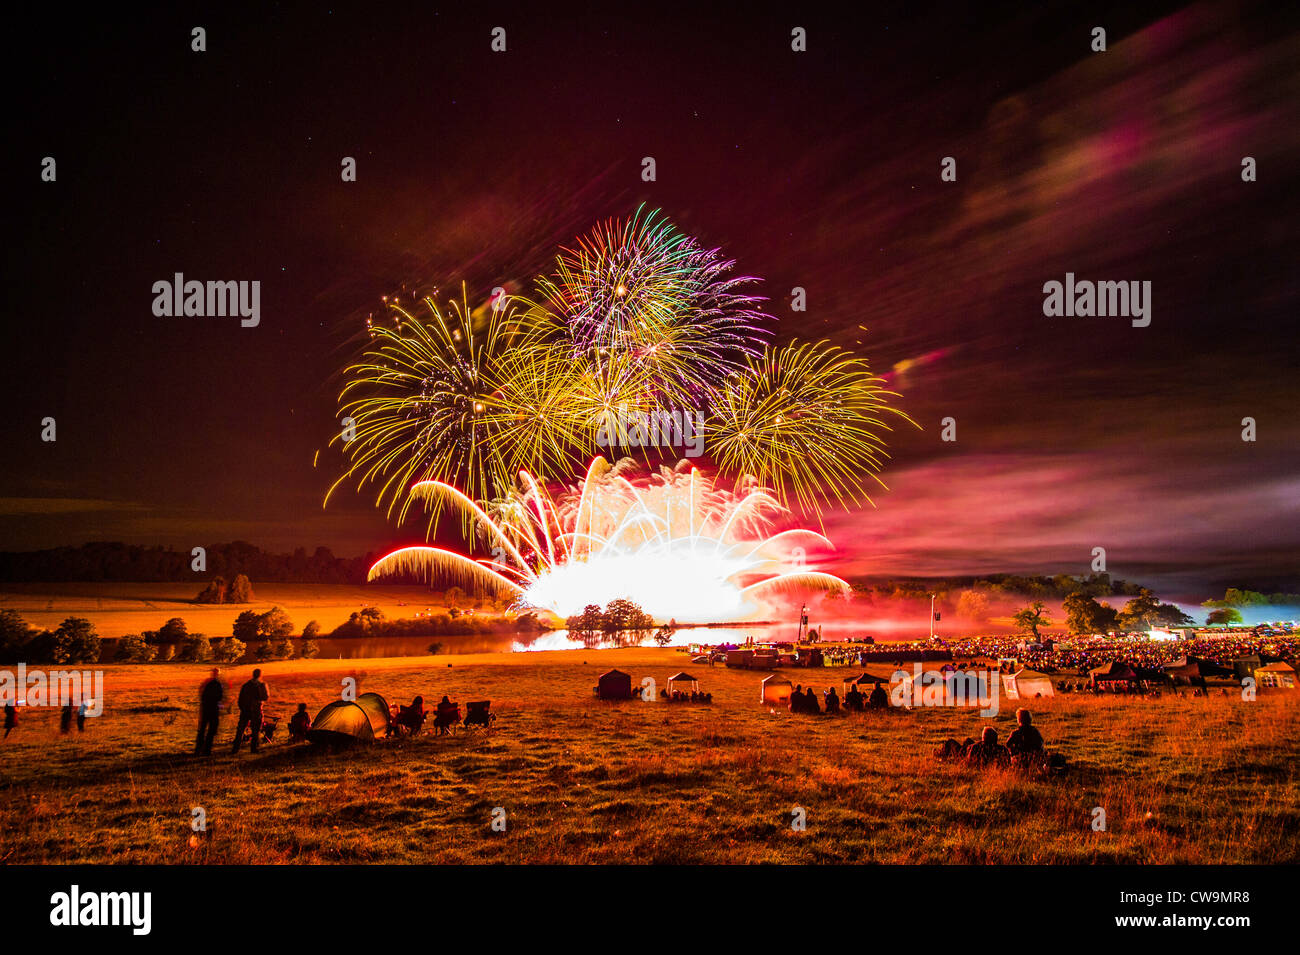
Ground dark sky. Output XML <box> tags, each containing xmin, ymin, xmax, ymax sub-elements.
<box><xmin>4</xmin><ymin>1</ymin><xmax>1298</xmax><ymax>599</ymax></box>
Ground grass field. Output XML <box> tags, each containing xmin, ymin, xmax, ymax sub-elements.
<box><xmin>1</xmin><ymin>649</ymin><xmax>1296</xmax><ymax>864</ymax></box>
<box><xmin>0</xmin><ymin>583</ymin><xmax>464</xmax><ymax>639</ymax></box>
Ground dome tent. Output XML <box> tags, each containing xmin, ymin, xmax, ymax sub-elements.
<box><xmin>309</xmin><ymin>700</ymin><xmax>376</xmax><ymax>746</ymax></box>
<box><xmin>355</xmin><ymin>692</ymin><xmax>392</xmax><ymax>737</ymax></box>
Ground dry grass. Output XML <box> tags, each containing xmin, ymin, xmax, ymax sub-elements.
<box><xmin>1</xmin><ymin>649</ymin><xmax>1296</xmax><ymax>864</ymax></box>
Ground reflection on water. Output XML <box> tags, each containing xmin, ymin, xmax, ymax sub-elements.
<box><xmin>512</xmin><ymin>626</ymin><xmax>793</xmax><ymax>652</ymax></box>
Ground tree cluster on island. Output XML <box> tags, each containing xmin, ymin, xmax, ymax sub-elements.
<box><xmin>565</xmin><ymin>600</ymin><xmax>668</xmax><ymax>643</ymax></box>
<box><xmin>194</xmin><ymin>573</ymin><xmax>254</xmax><ymax>604</ymax></box>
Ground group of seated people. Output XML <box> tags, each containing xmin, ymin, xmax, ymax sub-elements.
<box><xmin>934</xmin><ymin>709</ymin><xmax>1067</xmax><ymax>772</ymax></box>
<box><xmin>660</xmin><ymin>688</ymin><xmax>713</xmax><ymax>703</ymax></box>
<box><xmin>789</xmin><ymin>683</ymin><xmax>889</xmax><ymax>715</ymax></box>
<box><xmin>393</xmin><ymin>695</ymin><xmax>463</xmax><ymax>736</ymax></box>
<box><xmin>281</xmin><ymin>692</ymin><xmax>476</xmax><ymax>743</ymax></box>
<box><xmin>843</xmin><ymin>683</ymin><xmax>890</xmax><ymax>712</ymax></box>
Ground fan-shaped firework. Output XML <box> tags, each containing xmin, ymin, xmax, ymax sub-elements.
<box><xmin>529</xmin><ymin>205</ymin><xmax>772</xmax><ymax>404</ymax></box>
<box><xmin>367</xmin><ymin>457</ymin><xmax>847</xmax><ymax>622</ymax></box>
<box><xmin>708</xmin><ymin>340</ymin><xmax>916</xmax><ymax>516</ymax></box>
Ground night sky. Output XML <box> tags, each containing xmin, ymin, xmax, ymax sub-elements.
<box><xmin>5</xmin><ymin>2</ymin><xmax>1298</xmax><ymax>599</ymax></box>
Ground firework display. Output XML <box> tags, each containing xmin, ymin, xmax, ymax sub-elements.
<box><xmin>367</xmin><ymin>457</ymin><xmax>848</xmax><ymax>622</ymax></box>
<box><xmin>328</xmin><ymin>208</ymin><xmax>913</xmax><ymax>612</ymax></box>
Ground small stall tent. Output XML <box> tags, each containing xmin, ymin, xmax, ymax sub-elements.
<box><xmin>308</xmin><ymin>700</ymin><xmax>375</xmax><ymax>745</ymax></box>
<box><xmin>750</xmin><ymin>649</ymin><xmax>779</xmax><ymax>669</ymax></box>
<box><xmin>896</xmin><ymin>667</ymin><xmax>994</xmax><ymax>706</ymax></box>
<box><xmin>596</xmin><ymin>669</ymin><xmax>634</xmax><ymax>700</ymax></box>
<box><xmin>666</xmin><ymin>672</ymin><xmax>699</xmax><ymax>696</ymax></box>
<box><xmin>1002</xmin><ymin>669</ymin><xmax>1055</xmax><ymax>700</ymax></box>
<box><xmin>842</xmin><ymin>672</ymin><xmax>894</xmax><ymax>696</ymax></box>
<box><xmin>761</xmin><ymin>674</ymin><xmax>793</xmax><ymax>706</ymax></box>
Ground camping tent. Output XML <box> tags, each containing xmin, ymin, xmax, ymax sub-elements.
<box><xmin>761</xmin><ymin>674</ymin><xmax>793</xmax><ymax>706</ymax></box>
<box><xmin>666</xmin><ymin>672</ymin><xmax>699</xmax><ymax>696</ymax></box>
<box><xmin>596</xmin><ymin>669</ymin><xmax>633</xmax><ymax>700</ymax></box>
<box><xmin>308</xmin><ymin>700</ymin><xmax>376</xmax><ymax>746</ymax></box>
<box><xmin>355</xmin><ymin>692</ymin><xmax>392</xmax><ymax>738</ymax></box>
<box><xmin>1002</xmin><ymin>669</ymin><xmax>1055</xmax><ymax>700</ymax></box>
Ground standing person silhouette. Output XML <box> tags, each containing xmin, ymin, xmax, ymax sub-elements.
<box><xmin>232</xmin><ymin>668</ymin><xmax>269</xmax><ymax>754</ymax></box>
<box><xmin>195</xmin><ymin>668</ymin><xmax>224</xmax><ymax>755</ymax></box>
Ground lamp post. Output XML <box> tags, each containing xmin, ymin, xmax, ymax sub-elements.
<box><xmin>798</xmin><ymin>604</ymin><xmax>809</xmax><ymax>644</ymax></box>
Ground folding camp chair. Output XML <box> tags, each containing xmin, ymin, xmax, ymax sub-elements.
<box><xmin>391</xmin><ymin>702</ymin><xmax>427</xmax><ymax>737</ymax></box>
<box><xmin>432</xmin><ymin>701</ymin><xmax>460</xmax><ymax>735</ymax></box>
<box><xmin>463</xmin><ymin>700</ymin><xmax>495</xmax><ymax>730</ymax></box>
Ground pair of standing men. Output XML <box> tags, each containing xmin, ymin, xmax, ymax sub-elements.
<box><xmin>195</xmin><ymin>668</ymin><xmax>269</xmax><ymax>755</ymax></box>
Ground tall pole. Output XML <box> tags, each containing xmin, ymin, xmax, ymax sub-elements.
<box><xmin>929</xmin><ymin>593</ymin><xmax>936</xmax><ymax>641</ymax></box>
<box><xmin>798</xmin><ymin>604</ymin><xmax>808</xmax><ymax>644</ymax></box>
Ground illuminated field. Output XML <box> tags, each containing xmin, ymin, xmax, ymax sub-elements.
<box><xmin>0</xmin><ymin>650</ymin><xmax>1296</xmax><ymax>864</ymax></box>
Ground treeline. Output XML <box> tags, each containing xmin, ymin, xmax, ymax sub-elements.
<box><xmin>0</xmin><ymin>607</ymin><xmax>321</xmax><ymax>665</ymax></box>
<box><xmin>848</xmin><ymin>573</ymin><xmax>1148</xmax><ymax>602</ymax></box>
<box><xmin>328</xmin><ymin>606</ymin><xmax>544</xmax><ymax>639</ymax></box>
<box><xmin>0</xmin><ymin>541</ymin><xmax>377</xmax><ymax>583</ymax></box>
<box><xmin>1203</xmin><ymin>588</ymin><xmax>1300</xmax><ymax>608</ymax></box>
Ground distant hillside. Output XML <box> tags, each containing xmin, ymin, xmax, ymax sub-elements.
<box><xmin>844</xmin><ymin>573</ymin><xmax>1149</xmax><ymax>600</ymax></box>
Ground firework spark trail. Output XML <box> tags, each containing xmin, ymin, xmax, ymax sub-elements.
<box><xmin>527</xmin><ymin>204</ymin><xmax>773</xmax><ymax>405</ymax></box>
<box><xmin>367</xmin><ymin>458</ymin><xmax>848</xmax><ymax>622</ymax></box>
<box><xmin>709</xmin><ymin>339</ymin><xmax>918</xmax><ymax>518</ymax></box>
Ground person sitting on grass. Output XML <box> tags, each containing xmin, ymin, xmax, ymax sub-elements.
<box><xmin>845</xmin><ymin>686</ymin><xmax>863</xmax><ymax>711</ymax></box>
<box><xmin>803</xmin><ymin>687</ymin><xmax>821</xmax><ymax>714</ymax></box>
<box><xmin>965</xmin><ymin>726</ymin><xmax>1010</xmax><ymax>767</ymax></box>
<box><xmin>1005</xmin><ymin>708</ymin><xmax>1044</xmax><ymax>756</ymax></box>
<box><xmin>935</xmin><ymin>738</ymin><xmax>963</xmax><ymax>760</ymax></box>
<box><xmin>790</xmin><ymin>685</ymin><xmax>804</xmax><ymax>714</ymax></box>
<box><xmin>867</xmin><ymin>683</ymin><xmax>889</xmax><ymax>710</ymax></box>
<box><xmin>823</xmin><ymin>687</ymin><xmax>840</xmax><ymax>713</ymax></box>
<box><xmin>288</xmin><ymin>703</ymin><xmax>311</xmax><ymax>742</ymax></box>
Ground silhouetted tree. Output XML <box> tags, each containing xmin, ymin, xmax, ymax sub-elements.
<box><xmin>228</xmin><ymin>574</ymin><xmax>254</xmax><ymax>603</ymax></box>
